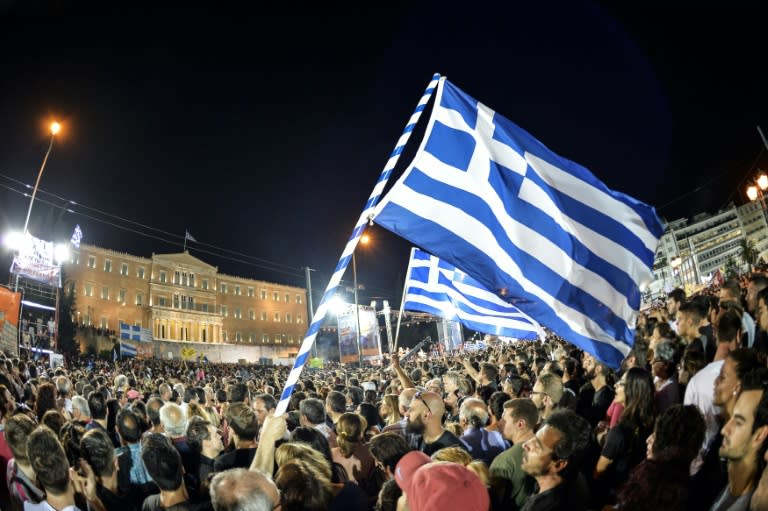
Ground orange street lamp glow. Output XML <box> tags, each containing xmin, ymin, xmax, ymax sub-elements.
<box><xmin>758</xmin><ymin>174</ymin><xmax>768</xmax><ymax>191</ymax></box>
<box><xmin>360</xmin><ymin>234</ymin><xmax>370</xmax><ymax>245</ymax></box>
<box><xmin>50</xmin><ymin>121</ymin><xmax>61</xmax><ymax>135</ymax></box>
<box><xmin>747</xmin><ymin>185</ymin><xmax>759</xmax><ymax>202</ymax></box>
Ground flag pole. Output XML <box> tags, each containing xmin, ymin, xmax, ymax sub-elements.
<box><xmin>274</xmin><ymin>74</ymin><xmax>440</xmax><ymax>416</ymax></box>
<box><xmin>183</xmin><ymin>230</ymin><xmax>188</xmax><ymax>252</ymax></box>
<box><xmin>393</xmin><ymin>247</ymin><xmax>417</xmax><ymax>353</ymax></box>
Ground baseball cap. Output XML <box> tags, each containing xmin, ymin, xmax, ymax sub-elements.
<box><xmin>394</xmin><ymin>451</ymin><xmax>431</xmax><ymax>495</ymax></box>
<box><xmin>407</xmin><ymin>461</ymin><xmax>490</xmax><ymax>511</ymax></box>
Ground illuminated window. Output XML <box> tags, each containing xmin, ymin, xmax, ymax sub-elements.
<box><xmin>261</xmin><ymin>289</ymin><xmax>267</xmax><ymax>300</ymax></box>
<box><xmin>87</xmin><ymin>256</ymin><xmax>96</xmax><ymax>269</ymax></box>
<box><xmin>273</xmin><ymin>312</ymin><xmax>280</xmax><ymax>322</ymax></box>
<box><xmin>118</xmin><ymin>289</ymin><xmax>126</xmax><ymax>304</ymax></box>
<box><xmin>202</xmin><ymin>279</ymin><xmax>209</xmax><ymax>290</ymax></box>
<box><xmin>137</xmin><ymin>267</ymin><xmax>145</xmax><ymax>279</ymax></box>
<box><xmin>296</xmin><ymin>294</ymin><xmax>302</xmax><ymax>304</ymax></box>
<box><xmin>120</xmin><ymin>263</ymin><xmax>128</xmax><ymax>276</ymax></box>
<box><xmin>159</xmin><ymin>271</ymin><xmax>167</xmax><ymax>283</ymax></box>
<box><xmin>104</xmin><ymin>260</ymin><xmax>112</xmax><ymax>273</ymax></box>
<box><xmin>136</xmin><ymin>293</ymin><xmax>143</xmax><ymax>306</ymax></box>
<box><xmin>235</xmin><ymin>286</ymin><xmax>241</xmax><ymax>296</ymax></box>
<box><xmin>84</xmin><ymin>284</ymin><xmax>93</xmax><ymax>297</ymax></box>
<box><xmin>286</xmin><ymin>313</ymin><xmax>292</xmax><ymax>323</ymax></box>
<box><xmin>221</xmin><ymin>283</ymin><xmax>228</xmax><ymax>294</ymax></box>
<box><xmin>101</xmin><ymin>287</ymin><xmax>109</xmax><ymax>300</ymax></box>
<box><xmin>273</xmin><ymin>292</ymin><xmax>279</xmax><ymax>301</ymax></box>
<box><xmin>249</xmin><ymin>309</ymin><xmax>255</xmax><ymax>320</ymax></box>
<box><xmin>261</xmin><ymin>311</ymin><xmax>267</xmax><ymax>321</ymax></box>
<box><xmin>248</xmin><ymin>287</ymin><xmax>254</xmax><ymax>297</ymax></box>
<box><xmin>234</xmin><ymin>308</ymin><xmax>242</xmax><ymax>319</ymax></box>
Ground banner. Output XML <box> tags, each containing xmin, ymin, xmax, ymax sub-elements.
<box><xmin>0</xmin><ymin>286</ymin><xmax>21</xmax><ymax>355</ymax></box>
<box><xmin>337</xmin><ymin>307</ymin><xmax>360</xmax><ymax>364</ymax></box>
<box><xmin>9</xmin><ymin>233</ymin><xmax>61</xmax><ymax>287</ymax></box>
<box><xmin>438</xmin><ymin>319</ymin><xmax>463</xmax><ymax>352</ymax></box>
<box><xmin>358</xmin><ymin>306</ymin><xmax>381</xmax><ymax>360</ymax></box>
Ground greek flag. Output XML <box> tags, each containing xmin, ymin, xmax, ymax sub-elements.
<box><xmin>70</xmin><ymin>224</ymin><xmax>83</xmax><ymax>248</ymax></box>
<box><xmin>120</xmin><ymin>340</ymin><xmax>137</xmax><ymax>358</ymax></box>
<box><xmin>373</xmin><ymin>78</ymin><xmax>663</xmax><ymax>369</ymax></box>
<box><xmin>404</xmin><ymin>248</ymin><xmax>542</xmax><ymax>340</ymax></box>
<box><xmin>119</xmin><ymin>322</ymin><xmax>141</xmax><ymax>341</ymax></box>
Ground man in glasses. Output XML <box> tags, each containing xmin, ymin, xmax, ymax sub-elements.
<box><xmin>405</xmin><ymin>390</ymin><xmax>468</xmax><ymax>456</ymax></box>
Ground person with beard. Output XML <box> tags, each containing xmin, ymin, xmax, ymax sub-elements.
<box><xmin>711</xmin><ymin>369</ymin><xmax>768</xmax><ymax>511</ymax></box>
<box><xmin>405</xmin><ymin>391</ymin><xmax>468</xmax><ymax>456</ymax></box>
<box><xmin>530</xmin><ymin>373</ymin><xmax>563</xmax><ymax>426</ymax></box>
<box><xmin>520</xmin><ymin>409</ymin><xmax>591</xmax><ymax>511</ymax></box>
<box><xmin>577</xmin><ymin>354</ymin><xmax>614</xmax><ymax>429</ymax></box>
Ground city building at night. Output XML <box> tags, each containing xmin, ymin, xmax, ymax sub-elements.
<box><xmin>64</xmin><ymin>244</ymin><xmax>307</xmax><ymax>348</ymax></box>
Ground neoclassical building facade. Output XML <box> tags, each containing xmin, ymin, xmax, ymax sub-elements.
<box><xmin>64</xmin><ymin>245</ymin><xmax>308</xmax><ymax>347</ymax></box>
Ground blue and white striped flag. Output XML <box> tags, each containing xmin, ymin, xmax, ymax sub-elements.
<box><xmin>404</xmin><ymin>248</ymin><xmax>543</xmax><ymax>340</ymax></box>
<box><xmin>119</xmin><ymin>322</ymin><xmax>141</xmax><ymax>341</ymax></box>
<box><xmin>373</xmin><ymin>78</ymin><xmax>663</xmax><ymax>369</ymax></box>
<box><xmin>120</xmin><ymin>340</ymin><xmax>137</xmax><ymax>358</ymax></box>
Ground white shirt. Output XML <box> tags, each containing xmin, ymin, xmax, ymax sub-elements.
<box><xmin>743</xmin><ymin>313</ymin><xmax>756</xmax><ymax>349</ymax></box>
<box><xmin>684</xmin><ymin>359</ymin><xmax>724</xmax><ymax>474</ymax></box>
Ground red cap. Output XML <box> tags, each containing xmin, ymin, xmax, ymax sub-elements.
<box><xmin>407</xmin><ymin>462</ymin><xmax>490</xmax><ymax>511</ymax></box>
<box><xmin>394</xmin><ymin>451</ymin><xmax>431</xmax><ymax>495</ymax></box>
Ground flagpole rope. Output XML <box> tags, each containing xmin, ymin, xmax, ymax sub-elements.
<box><xmin>274</xmin><ymin>73</ymin><xmax>440</xmax><ymax>416</ymax></box>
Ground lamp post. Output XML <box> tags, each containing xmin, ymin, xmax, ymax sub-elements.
<box><xmin>746</xmin><ymin>172</ymin><xmax>768</xmax><ymax>267</ymax></box>
<box><xmin>351</xmin><ymin>233</ymin><xmax>369</xmax><ymax>367</ymax></box>
<box><xmin>23</xmin><ymin>121</ymin><xmax>61</xmax><ymax>235</ymax></box>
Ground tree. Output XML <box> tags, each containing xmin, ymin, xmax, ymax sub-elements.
<box><xmin>57</xmin><ymin>270</ymin><xmax>78</xmax><ymax>357</ymax></box>
<box><xmin>740</xmin><ymin>238</ymin><xmax>759</xmax><ymax>269</ymax></box>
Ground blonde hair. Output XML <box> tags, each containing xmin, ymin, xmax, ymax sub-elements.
<box><xmin>187</xmin><ymin>402</ymin><xmax>210</xmax><ymax>422</ymax></box>
<box><xmin>381</xmin><ymin>394</ymin><xmax>402</xmax><ymax>426</ymax></box>
<box><xmin>336</xmin><ymin>413</ymin><xmax>367</xmax><ymax>458</ymax></box>
<box><xmin>443</xmin><ymin>421</ymin><xmax>464</xmax><ymax>437</ymax></box>
<box><xmin>275</xmin><ymin>442</ymin><xmax>332</xmax><ymax>480</ymax></box>
<box><xmin>431</xmin><ymin>447</ymin><xmax>490</xmax><ymax>486</ymax></box>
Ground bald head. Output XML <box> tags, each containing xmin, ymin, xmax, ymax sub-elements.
<box><xmin>210</xmin><ymin>468</ymin><xmax>278</xmax><ymax>511</ymax></box>
<box><xmin>418</xmin><ymin>391</ymin><xmax>446</xmax><ymax>419</ymax></box>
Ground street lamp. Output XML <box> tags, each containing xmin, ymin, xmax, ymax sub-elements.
<box><xmin>22</xmin><ymin>121</ymin><xmax>61</xmax><ymax>235</ymax></box>
<box><xmin>351</xmin><ymin>233</ymin><xmax>370</xmax><ymax>366</ymax></box>
<box><xmin>747</xmin><ymin>172</ymin><xmax>768</xmax><ymax>212</ymax></box>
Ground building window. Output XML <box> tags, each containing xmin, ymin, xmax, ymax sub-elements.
<box><xmin>137</xmin><ymin>267</ymin><xmax>145</xmax><ymax>279</ymax></box>
<box><xmin>87</xmin><ymin>256</ymin><xmax>96</xmax><ymax>269</ymax></box>
<box><xmin>249</xmin><ymin>309</ymin><xmax>255</xmax><ymax>320</ymax></box>
<box><xmin>234</xmin><ymin>308</ymin><xmax>242</xmax><ymax>319</ymax></box>
<box><xmin>175</xmin><ymin>271</ymin><xmax>180</xmax><ymax>284</ymax></box>
<box><xmin>261</xmin><ymin>289</ymin><xmax>267</xmax><ymax>300</ymax></box>
<box><xmin>297</xmin><ymin>313</ymin><xmax>302</xmax><ymax>324</ymax></box>
<box><xmin>71</xmin><ymin>253</ymin><xmax>80</xmax><ymax>265</ymax></box>
<box><xmin>118</xmin><ymin>289</ymin><xmax>127</xmax><ymax>304</ymax></box>
<box><xmin>202</xmin><ymin>279</ymin><xmax>209</xmax><ymax>290</ymax></box>
<box><xmin>84</xmin><ymin>284</ymin><xmax>93</xmax><ymax>297</ymax></box>
<box><xmin>222</xmin><ymin>306</ymin><xmax>228</xmax><ymax>317</ymax></box>
<box><xmin>120</xmin><ymin>263</ymin><xmax>128</xmax><ymax>276</ymax></box>
<box><xmin>223</xmin><ymin>331</ymin><xmax>229</xmax><ymax>342</ymax></box>
<box><xmin>249</xmin><ymin>334</ymin><xmax>255</xmax><ymax>343</ymax></box>
<box><xmin>101</xmin><ymin>287</ymin><xmax>109</xmax><ymax>300</ymax></box>
<box><xmin>173</xmin><ymin>295</ymin><xmax>180</xmax><ymax>308</ymax></box>
<box><xmin>104</xmin><ymin>260</ymin><xmax>112</xmax><ymax>273</ymax></box>
<box><xmin>273</xmin><ymin>291</ymin><xmax>279</xmax><ymax>301</ymax></box>
<box><xmin>159</xmin><ymin>271</ymin><xmax>167</xmax><ymax>283</ymax></box>
<box><xmin>136</xmin><ymin>293</ymin><xmax>143</xmax><ymax>306</ymax></box>
<box><xmin>274</xmin><ymin>334</ymin><xmax>282</xmax><ymax>344</ymax></box>
<box><xmin>190</xmin><ymin>274</ymin><xmax>195</xmax><ymax>287</ymax></box>
<box><xmin>262</xmin><ymin>333</ymin><xmax>269</xmax><ymax>343</ymax></box>
<box><xmin>296</xmin><ymin>294</ymin><xmax>302</xmax><ymax>304</ymax></box>
<box><xmin>261</xmin><ymin>311</ymin><xmax>267</xmax><ymax>321</ymax></box>
<box><xmin>157</xmin><ymin>296</ymin><xmax>167</xmax><ymax>307</ymax></box>
<box><xmin>288</xmin><ymin>335</ymin><xmax>294</xmax><ymax>344</ymax></box>
<box><xmin>236</xmin><ymin>332</ymin><xmax>242</xmax><ymax>342</ymax></box>
<box><xmin>221</xmin><ymin>283</ymin><xmax>228</xmax><ymax>294</ymax></box>
<box><xmin>273</xmin><ymin>312</ymin><xmax>280</xmax><ymax>322</ymax></box>
<box><xmin>286</xmin><ymin>313</ymin><xmax>292</xmax><ymax>323</ymax></box>
<box><xmin>285</xmin><ymin>293</ymin><xmax>290</xmax><ymax>303</ymax></box>
<box><xmin>248</xmin><ymin>287</ymin><xmax>254</xmax><ymax>297</ymax></box>
<box><xmin>200</xmin><ymin>303</ymin><xmax>209</xmax><ymax>313</ymax></box>
<box><xmin>235</xmin><ymin>286</ymin><xmax>241</xmax><ymax>296</ymax></box>
<box><xmin>100</xmin><ymin>317</ymin><xmax>108</xmax><ymax>329</ymax></box>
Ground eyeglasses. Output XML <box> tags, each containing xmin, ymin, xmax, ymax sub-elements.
<box><xmin>414</xmin><ymin>391</ymin><xmax>433</xmax><ymax>415</ymax></box>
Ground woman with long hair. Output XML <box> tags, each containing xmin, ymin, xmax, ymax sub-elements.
<box><xmin>332</xmin><ymin>413</ymin><xmax>384</xmax><ymax>501</ymax></box>
<box><xmin>34</xmin><ymin>382</ymin><xmax>57</xmax><ymax>423</ymax></box>
<box><xmin>356</xmin><ymin>403</ymin><xmax>383</xmax><ymax>440</ymax></box>
<box><xmin>378</xmin><ymin>394</ymin><xmax>401</xmax><ymax>427</ymax></box>
<box><xmin>594</xmin><ymin>367</ymin><xmax>656</xmax><ymax>506</ymax></box>
<box><xmin>614</xmin><ymin>404</ymin><xmax>706</xmax><ymax>511</ymax></box>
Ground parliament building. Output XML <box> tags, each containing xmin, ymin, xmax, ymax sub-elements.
<box><xmin>63</xmin><ymin>245</ymin><xmax>308</xmax><ymax>347</ymax></box>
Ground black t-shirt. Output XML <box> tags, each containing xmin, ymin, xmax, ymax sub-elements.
<box><xmin>141</xmin><ymin>495</ymin><xmax>212</xmax><ymax>511</ymax></box>
<box><xmin>419</xmin><ymin>430</ymin><xmax>467</xmax><ymax>457</ymax></box>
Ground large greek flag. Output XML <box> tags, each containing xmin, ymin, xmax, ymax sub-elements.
<box><xmin>373</xmin><ymin>78</ymin><xmax>663</xmax><ymax>368</ymax></box>
<box><xmin>120</xmin><ymin>340</ymin><xmax>137</xmax><ymax>358</ymax></box>
<box><xmin>120</xmin><ymin>322</ymin><xmax>141</xmax><ymax>341</ymax></box>
<box><xmin>404</xmin><ymin>248</ymin><xmax>542</xmax><ymax>340</ymax></box>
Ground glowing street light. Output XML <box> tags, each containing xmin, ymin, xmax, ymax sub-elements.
<box><xmin>22</xmin><ymin>121</ymin><xmax>61</xmax><ymax>235</ymax></box>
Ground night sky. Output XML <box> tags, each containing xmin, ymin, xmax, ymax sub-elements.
<box><xmin>1</xmin><ymin>2</ymin><xmax>767</xmax><ymax>308</ymax></box>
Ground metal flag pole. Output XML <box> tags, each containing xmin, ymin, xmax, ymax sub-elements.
<box><xmin>274</xmin><ymin>74</ymin><xmax>440</xmax><ymax>416</ymax></box>
<box><xmin>393</xmin><ymin>247</ymin><xmax>418</xmax><ymax>353</ymax></box>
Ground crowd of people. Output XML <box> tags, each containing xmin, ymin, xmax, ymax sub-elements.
<box><xmin>3</xmin><ymin>274</ymin><xmax>768</xmax><ymax>510</ymax></box>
